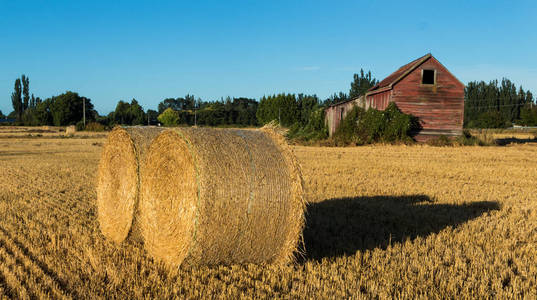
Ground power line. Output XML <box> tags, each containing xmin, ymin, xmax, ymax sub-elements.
<box><xmin>466</xmin><ymin>103</ymin><xmax>528</xmax><ymax>109</ymax></box>
<box><xmin>464</xmin><ymin>97</ymin><xmax>534</xmax><ymax>103</ymax></box>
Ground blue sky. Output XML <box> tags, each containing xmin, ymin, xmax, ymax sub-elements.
<box><xmin>1</xmin><ymin>0</ymin><xmax>536</xmax><ymax>115</ymax></box>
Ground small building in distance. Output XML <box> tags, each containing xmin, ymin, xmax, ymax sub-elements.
<box><xmin>325</xmin><ymin>54</ymin><xmax>465</xmax><ymax>141</ymax></box>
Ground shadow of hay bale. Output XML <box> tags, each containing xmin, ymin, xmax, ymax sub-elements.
<box><xmin>494</xmin><ymin>137</ymin><xmax>537</xmax><ymax>146</ymax></box>
<box><xmin>302</xmin><ymin>195</ymin><xmax>499</xmax><ymax>261</ymax></box>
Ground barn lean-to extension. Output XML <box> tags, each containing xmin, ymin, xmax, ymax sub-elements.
<box><xmin>325</xmin><ymin>54</ymin><xmax>465</xmax><ymax>141</ymax></box>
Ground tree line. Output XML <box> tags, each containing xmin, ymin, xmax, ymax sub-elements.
<box><xmin>4</xmin><ymin>72</ymin><xmax>537</xmax><ymax>134</ymax></box>
<box><xmin>465</xmin><ymin>79</ymin><xmax>535</xmax><ymax>128</ymax></box>
<box><xmin>4</xmin><ymin>71</ymin><xmax>377</xmax><ymax>132</ymax></box>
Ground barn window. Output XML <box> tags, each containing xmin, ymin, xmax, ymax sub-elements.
<box><xmin>422</xmin><ymin>69</ymin><xmax>435</xmax><ymax>85</ymax></box>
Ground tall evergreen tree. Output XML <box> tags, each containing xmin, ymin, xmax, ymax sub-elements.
<box><xmin>22</xmin><ymin>75</ymin><xmax>30</xmax><ymax>111</ymax></box>
<box><xmin>128</xmin><ymin>99</ymin><xmax>146</xmax><ymax>125</ymax></box>
<box><xmin>349</xmin><ymin>69</ymin><xmax>378</xmax><ymax>99</ymax></box>
<box><xmin>256</xmin><ymin>93</ymin><xmax>301</xmax><ymax>126</ymax></box>
<box><xmin>11</xmin><ymin>78</ymin><xmax>22</xmax><ymax>121</ymax></box>
<box><xmin>464</xmin><ymin>78</ymin><xmax>534</xmax><ymax>128</ymax></box>
<box><xmin>30</xmin><ymin>94</ymin><xmax>36</xmax><ymax>109</ymax></box>
<box><xmin>323</xmin><ymin>92</ymin><xmax>348</xmax><ymax>106</ymax></box>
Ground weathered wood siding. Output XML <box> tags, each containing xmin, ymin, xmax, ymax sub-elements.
<box><xmin>366</xmin><ymin>56</ymin><xmax>465</xmax><ymax>138</ymax></box>
<box><xmin>392</xmin><ymin>57</ymin><xmax>464</xmax><ymax>135</ymax></box>
<box><xmin>325</xmin><ymin>97</ymin><xmax>365</xmax><ymax>137</ymax></box>
<box><xmin>366</xmin><ymin>89</ymin><xmax>392</xmax><ymax>110</ymax></box>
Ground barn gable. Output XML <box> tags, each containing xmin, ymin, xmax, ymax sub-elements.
<box><xmin>382</xmin><ymin>55</ymin><xmax>465</xmax><ymax>140</ymax></box>
<box><xmin>368</xmin><ymin>53</ymin><xmax>464</xmax><ymax>94</ymax></box>
<box><xmin>369</xmin><ymin>54</ymin><xmax>432</xmax><ymax>93</ymax></box>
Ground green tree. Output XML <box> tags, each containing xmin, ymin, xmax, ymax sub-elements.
<box><xmin>465</xmin><ymin>78</ymin><xmax>533</xmax><ymax>128</ymax></box>
<box><xmin>22</xmin><ymin>75</ymin><xmax>30</xmax><ymax>111</ymax></box>
<box><xmin>296</xmin><ymin>94</ymin><xmax>319</xmax><ymax>127</ymax></box>
<box><xmin>256</xmin><ymin>93</ymin><xmax>298</xmax><ymax>126</ymax></box>
<box><xmin>323</xmin><ymin>92</ymin><xmax>348</xmax><ymax>106</ymax></box>
<box><xmin>7</xmin><ymin>111</ymin><xmax>17</xmax><ymax>119</ymax></box>
<box><xmin>287</xmin><ymin>107</ymin><xmax>328</xmax><ymax>141</ymax></box>
<box><xmin>113</xmin><ymin>100</ymin><xmax>131</xmax><ymax>125</ymax></box>
<box><xmin>231</xmin><ymin>97</ymin><xmax>258</xmax><ymax>126</ymax></box>
<box><xmin>183</xmin><ymin>94</ymin><xmax>196</xmax><ymax>110</ymax></box>
<box><xmin>11</xmin><ymin>78</ymin><xmax>22</xmax><ymax>121</ymax></box>
<box><xmin>0</xmin><ymin>110</ymin><xmax>5</xmax><ymax>119</ymax></box>
<box><xmin>158</xmin><ymin>98</ymin><xmax>182</xmax><ymax>113</ymax></box>
<box><xmin>157</xmin><ymin>108</ymin><xmax>179</xmax><ymax>126</ymax></box>
<box><xmin>30</xmin><ymin>94</ymin><xmax>36</xmax><ymax>109</ymax></box>
<box><xmin>349</xmin><ymin>69</ymin><xmax>378</xmax><ymax>99</ymax></box>
<box><xmin>128</xmin><ymin>99</ymin><xmax>146</xmax><ymax>125</ymax></box>
<box><xmin>49</xmin><ymin>92</ymin><xmax>95</xmax><ymax>126</ymax></box>
<box><xmin>146</xmin><ymin>109</ymin><xmax>159</xmax><ymax>125</ymax></box>
<box><xmin>34</xmin><ymin>99</ymin><xmax>53</xmax><ymax>125</ymax></box>
<box><xmin>112</xmin><ymin>99</ymin><xmax>146</xmax><ymax>125</ymax></box>
<box><xmin>197</xmin><ymin>102</ymin><xmax>226</xmax><ymax>126</ymax></box>
<box><xmin>519</xmin><ymin>104</ymin><xmax>537</xmax><ymax>126</ymax></box>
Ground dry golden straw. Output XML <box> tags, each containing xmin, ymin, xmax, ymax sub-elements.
<box><xmin>140</xmin><ymin>127</ymin><xmax>305</xmax><ymax>267</ymax></box>
<box><xmin>96</xmin><ymin>126</ymin><xmax>164</xmax><ymax>244</ymax></box>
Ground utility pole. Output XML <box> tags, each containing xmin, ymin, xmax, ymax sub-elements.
<box><xmin>278</xmin><ymin>107</ymin><xmax>281</xmax><ymax>124</ymax></box>
<box><xmin>147</xmin><ymin>112</ymin><xmax>150</xmax><ymax>126</ymax></box>
<box><xmin>194</xmin><ymin>102</ymin><xmax>197</xmax><ymax>127</ymax></box>
<box><xmin>83</xmin><ymin>97</ymin><xmax>86</xmax><ymax>128</ymax></box>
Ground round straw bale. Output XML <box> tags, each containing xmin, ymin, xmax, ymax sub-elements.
<box><xmin>140</xmin><ymin>127</ymin><xmax>305</xmax><ymax>267</ymax></box>
<box><xmin>96</xmin><ymin>126</ymin><xmax>164</xmax><ymax>244</ymax></box>
<box><xmin>65</xmin><ymin>125</ymin><xmax>76</xmax><ymax>136</ymax></box>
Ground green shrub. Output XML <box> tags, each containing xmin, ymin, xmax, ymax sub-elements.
<box><xmin>427</xmin><ymin>135</ymin><xmax>452</xmax><ymax>146</ymax></box>
<box><xmin>333</xmin><ymin>106</ymin><xmax>364</xmax><ymax>145</ymax></box>
<box><xmin>157</xmin><ymin>108</ymin><xmax>180</xmax><ymax>126</ymax></box>
<box><xmin>466</xmin><ymin>111</ymin><xmax>511</xmax><ymax>129</ymax></box>
<box><xmin>84</xmin><ymin>122</ymin><xmax>106</xmax><ymax>132</ymax></box>
<box><xmin>519</xmin><ymin>105</ymin><xmax>537</xmax><ymax>126</ymax></box>
<box><xmin>333</xmin><ymin>102</ymin><xmax>420</xmax><ymax>145</ymax></box>
<box><xmin>76</xmin><ymin>120</ymin><xmax>85</xmax><ymax>131</ymax></box>
<box><xmin>287</xmin><ymin>107</ymin><xmax>328</xmax><ymax>141</ymax></box>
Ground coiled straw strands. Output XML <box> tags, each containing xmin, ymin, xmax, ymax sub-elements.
<box><xmin>140</xmin><ymin>127</ymin><xmax>305</xmax><ymax>267</ymax></box>
<box><xmin>96</xmin><ymin>126</ymin><xmax>164</xmax><ymax>244</ymax></box>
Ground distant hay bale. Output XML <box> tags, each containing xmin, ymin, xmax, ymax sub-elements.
<box><xmin>96</xmin><ymin>126</ymin><xmax>164</xmax><ymax>244</ymax></box>
<box><xmin>140</xmin><ymin>127</ymin><xmax>305</xmax><ymax>267</ymax></box>
<box><xmin>65</xmin><ymin>125</ymin><xmax>76</xmax><ymax>135</ymax></box>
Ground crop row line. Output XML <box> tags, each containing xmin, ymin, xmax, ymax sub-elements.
<box><xmin>0</xmin><ymin>226</ymin><xmax>73</xmax><ymax>300</ymax></box>
<box><xmin>0</xmin><ymin>217</ymin><xmax>102</xmax><ymax>300</ymax></box>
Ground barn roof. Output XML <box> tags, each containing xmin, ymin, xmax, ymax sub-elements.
<box><xmin>368</xmin><ymin>53</ymin><xmax>432</xmax><ymax>93</ymax></box>
<box><xmin>327</xmin><ymin>95</ymin><xmax>364</xmax><ymax>108</ymax></box>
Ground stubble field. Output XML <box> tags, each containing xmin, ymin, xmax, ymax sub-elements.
<box><xmin>0</xmin><ymin>130</ymin><xmax>536</xmax><ymax>299</ymax></box>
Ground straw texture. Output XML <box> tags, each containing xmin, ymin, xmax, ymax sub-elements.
<box><xmin>96</xmin><ymin>126</ymin><xmax>164</xmax><ymax>244</ymax></box>
<box><xmin>140</xmin><ymin>127</ymin><xmax>305</xmax><ymax>267</ymax></box>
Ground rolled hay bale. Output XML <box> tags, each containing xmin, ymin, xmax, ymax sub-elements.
<box><xmin>96</xmin><ymin>126</ymin><xmax>164</xmax><ymax>244</ymax></box>
<box><xmin>65</xmin><ymin>125</ymin><xmax>76</xmax><ymax>135</ymax></box>
<box><xmin>140</xmin><ymin>127</ymin><xmax>305</xmax><ymax>267</ymax></box>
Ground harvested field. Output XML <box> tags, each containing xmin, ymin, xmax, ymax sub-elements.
<box><xmin>0</xmin><ymin>131</ymin><xmax>536</xmax><ymax>298</ymax></box>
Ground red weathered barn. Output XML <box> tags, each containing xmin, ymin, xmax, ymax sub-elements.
<box><xmin>325</xmin><ymin>54</ymin><xmax>465</xmax><ymax>141</ymax></box>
